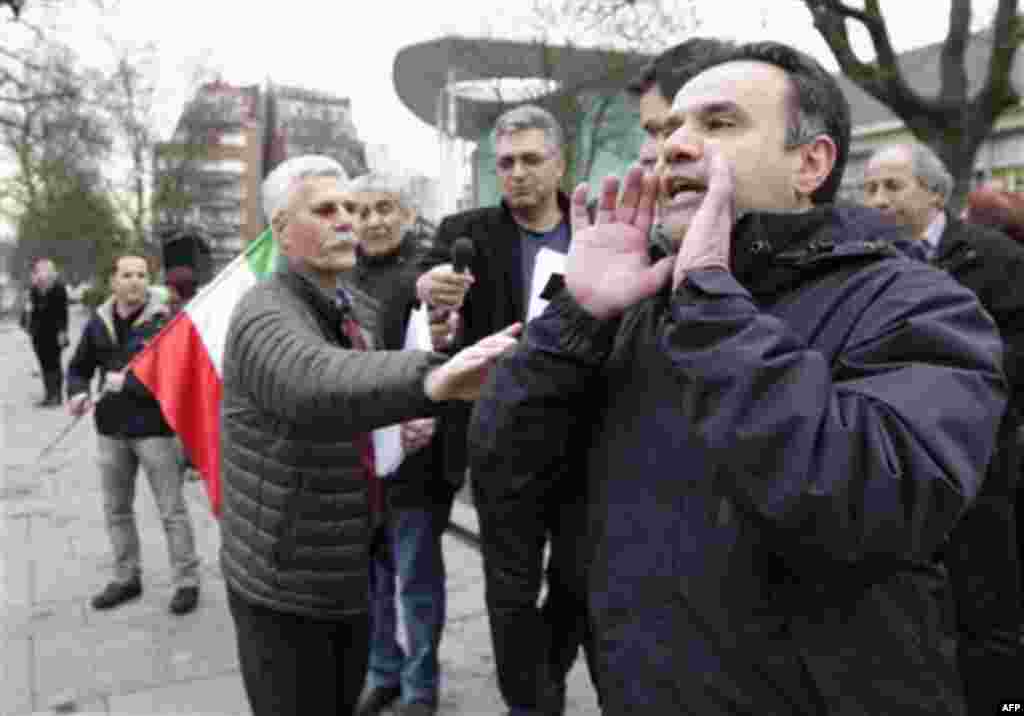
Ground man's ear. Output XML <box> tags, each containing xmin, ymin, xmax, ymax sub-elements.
<box><xmin>271</xmin><ymin>208</ymin><xmax>289</xmax><ymax>250</ymax></box>
<box><xmin>401</xmin><ymin>205</ymin><xmax>418</xmax><ymax>229</ymax></box>
<box><xmin>554</xmin><ymin>150</ymin><xmax>567</xmax><ymax>182</ymax></box>
<box><xmin>793</xmin><ymin>135</ymin><xmax>837</xmax><ymax>200</ymax></box>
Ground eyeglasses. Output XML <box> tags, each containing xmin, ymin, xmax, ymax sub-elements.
<box><xmin>496</xmin><ymin>151</ymin><xmax>555</xmax><ymax>176</ymax></box>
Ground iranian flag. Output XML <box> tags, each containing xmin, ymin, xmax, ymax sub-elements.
<box><xmin>131</xmin><ymin>228</ymin><xmax>278</xmax><ymax>516</ymax></box>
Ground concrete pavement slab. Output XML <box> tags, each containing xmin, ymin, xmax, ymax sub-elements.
<box><xmin>155</xmin><ymin>605</ymin><xmax>239</xmax><ymax>684</ymax></box>
<box><xmin>108</xmin><ymin>673</ymin><xmax>247</xmax><ymax>716</ymax></box>
<box><xmin>2</xmin><ymin>599</ymin><xmax>88</xmax><ymax>641</ymax></box>
<box><xmin>1</xmin><ymin>511</ymin><xmax>32</xmax><ymax>609</ymax></box>
<box><xmin>1</xmin><ymin>636</ymin><xmax>33</xmax><ymax>716</ymax></box>
<box><xmin>33</xmin><ymin>622</ymin><xmax>168</xmax><ymax>708</ymax></box>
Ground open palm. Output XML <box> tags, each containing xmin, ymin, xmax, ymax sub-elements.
<box><xmin>566</xmin><ymin>167</ymin><xmax>674</xmax><ymax>319</ymax></box>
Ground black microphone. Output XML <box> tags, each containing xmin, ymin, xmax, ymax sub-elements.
<box><xmin>452</xmin><ymin>237</ymin><xmax>474</xmax><ymax>274</ymax></box>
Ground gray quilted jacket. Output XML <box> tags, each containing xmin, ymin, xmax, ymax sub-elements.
<box><xmin>219</xmin><ymin>267</ymin><xmax>445</xmax><ymax>618</ymax></box>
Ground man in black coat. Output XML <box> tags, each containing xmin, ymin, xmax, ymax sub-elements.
<box><xmin>864</xmin><ymin>141</ymin><xmax>1024</xmax><ymax>713</ymax></box>
<box><xmin>343</xmin><ymin>171</ymin><xmax>457</xmax><ymax>716</ymax></box>
<box><xmin>22</xmin><ymin>257</ymin><xmax>69</xmax><ymax>407</ymax></box>
<box><xmin>470</xmin><ymin>41</ymin><xmax>1006</xmax><ymax>715</ymax></box>
<box><xmin>416</xmin><ymin>105</ymin><xmax>598</xmax><ymax>715</ymax></box>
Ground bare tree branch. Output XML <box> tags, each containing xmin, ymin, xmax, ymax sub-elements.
<box><xmin>807</xmin><ymin>1</ymin><xmax>937</xmax><ymax>126</ymax></box>
<box><xmin>1</xmin><ymin>0</ymin><xmax>25</xmax><ymax>20</ymax></box>
<box><xmin>973</xmin><ymin>0</ymin><xmax>1021</xmax><ymax>119</ymax></box>
<box><xmin>940</xmin><ymin>0</ymin><xmax>972</xmax><ymax>103</ymax></box>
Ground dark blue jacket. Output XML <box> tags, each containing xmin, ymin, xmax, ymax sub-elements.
<box><xmin>66</xmin><ymin>291</ymin><xmax>173</xmax><ymax>438</ymax></box>
<box><xmin>469</xmin><ymin>206</ymin><xmax>1006</xmax><ymax>715</ymax></box>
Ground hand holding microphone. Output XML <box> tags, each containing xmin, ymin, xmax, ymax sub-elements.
<box><xmin>452</xmin><ymin>236</ymin><xmax>474</xmax><ymax>275</ymax></box>
<box><xmin>415</xmin><ymin>238</ymin><xmax>475</xmax><ymax>311</ymax></box>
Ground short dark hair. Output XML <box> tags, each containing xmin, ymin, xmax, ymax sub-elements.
<box><xmin>111</xmin><ymin>251</ymin><xmax>154</xmax><ymax>275</ymax></box>
<box><xmin>695</xmin><ymin>41</ymin><xmax>850</xmax><ymax>204</ymax></box>
<box><xmin>627</xmin><ymin>37</ymin><xmax>734</xmax><ymax>104</ymax></box>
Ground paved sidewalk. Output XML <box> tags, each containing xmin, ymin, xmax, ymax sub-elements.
<box><xmin>1</xmin><ymin>309</ymin><xmax>600</xmax><ymax>716</ymax></box>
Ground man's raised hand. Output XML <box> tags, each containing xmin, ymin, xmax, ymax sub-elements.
<box><xmin>424</xmin><ymin>323</ymin><xmax>522</xmax><ymax>402</ymax></box>
<box><xmin>565</xmin><ymin>167</ymin><xmax>674</xmax><ymax>320</ymax></box>
<box><xmin>672</xmin><ymin>148</ymin><xmax>735</xmax><ymax>290</ymax></box>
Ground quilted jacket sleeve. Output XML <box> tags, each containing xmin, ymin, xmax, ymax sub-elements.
<box><xmin>224</xmin><ymin>283</ymin><xmax>448</xmax><ymax>433</ymax></box>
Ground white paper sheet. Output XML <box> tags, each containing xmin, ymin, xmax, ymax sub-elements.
<box><xmin>373</xmin><ymin>302</ymin><xmax>434</xmax><ymax>478</ymax></box>
<box><xmin>527</xmin><ymin>247</ymin><xmax>567</xmax><ymax>322</ymax></box>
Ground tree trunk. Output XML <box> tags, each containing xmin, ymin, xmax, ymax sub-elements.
<box><xmin>927</xmin><ymin>127</ymin><xmax>985</xmax><ymax>216</ymax></box>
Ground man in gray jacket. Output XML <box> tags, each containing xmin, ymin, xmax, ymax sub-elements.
<box><xmin>219</xmin><ymin>155</ymin><xmax>520</xmax><ymax>716</ymax></box>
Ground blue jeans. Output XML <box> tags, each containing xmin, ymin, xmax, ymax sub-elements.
<box><xmin>367</xmin><ymin>506</ymin><xmax>448</xmax><ymax>706</ymax></box>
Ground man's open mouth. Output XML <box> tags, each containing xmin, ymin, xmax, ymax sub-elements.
<box><xmin>663</xmin><ymin>176</ymin><xmax>708</xmax><ymax>201</ymax></box>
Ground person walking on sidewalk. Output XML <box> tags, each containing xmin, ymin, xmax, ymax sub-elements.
<box><xmin>66</xmin><ymin>251</ymin><xmax>201</xmax><ymax>615</ymax></box>
<box><xmin>219</xmin><ymin>155</ymin><xmax>520</xmax><ymax>716</ymax></box>
<box><xmin>21</xmin><ymin>257</ymin><xmax>69</xmax><ymax>407</ymax></box>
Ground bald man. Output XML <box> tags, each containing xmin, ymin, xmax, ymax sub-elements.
<box><xmin>24</xmin><ymin>258</ymin><xmax>69</xmax><ymax>407</ymax></box>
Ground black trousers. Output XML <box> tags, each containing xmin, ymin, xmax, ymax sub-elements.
<box><xmin>226</xmin><ymin>586</ymin><xmax>370</xmax><ymax>716</ymax></box>
<box><xmin>474</xmin><ymin>468</ymin><xmax>600</xmax><ymax>715</ymax></box>
<box><xmin>946</xmin><ymin>495</ymin><xmax>1023</xmax><ymax>715</ymax></box>
<box><xmin>31</xmin><ymin>332</ymin><xmax>62</xmax><ymax>398</ymax></box>
<box><xmin>945</xmin><ymin>420</ymin><xmax>1023</xmax><ymax>715</ymax></box>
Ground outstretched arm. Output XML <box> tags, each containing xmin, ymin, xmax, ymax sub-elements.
<box><xmin>228</xmin><ymin>292</ymin><xmax>519</xmax><ymax>433</ymax></box>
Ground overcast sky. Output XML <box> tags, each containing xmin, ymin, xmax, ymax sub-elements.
<box><xmin>27</xmin><ymin>0</ymin><xmax>1000</xmax><ymax>178</ymax></box>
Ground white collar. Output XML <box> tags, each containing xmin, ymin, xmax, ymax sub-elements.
<box><xmin>924</xmin><ymin>211</ymin><xmax>947</xmax><ymax>252</ymax></box>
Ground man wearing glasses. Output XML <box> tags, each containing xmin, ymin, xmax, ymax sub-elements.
<box><xmin>416</xmin><ymin>105</ymin><xmax>599</xmax><ymax>716</ymax></box>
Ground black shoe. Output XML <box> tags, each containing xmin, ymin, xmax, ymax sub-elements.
<box><xmin>91</xmin><ymin>579</ymin><xmax>142</xmax><ymax>610</ymax></box>
<box><xmin>355</xmin><ymin>685</ymin><xmax>401</xmax><ymax>716</ymax></box>
<box><xmin>34</xmin><ymin>395</ymin><xmax>61</xmax><ymax>408</ymax></box>
<box><xmin>397</xmin><ymin>702</ymin><xmax>437</xmax><ymax>716</ymax></box>
<box><xmin>168</xmin><ymin>586</ymin><xmax>199</xmax><ymax>615</ymax></box>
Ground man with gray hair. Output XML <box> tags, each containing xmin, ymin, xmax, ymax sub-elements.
<box><xmin>416</xmin><ymin>104</ymin><xmax>601</xmax><ymax>715</ymax></box>
<box><xmin>863</xmin><ymin>142</ymin><xmax>955</xmax><ymax>255</ymax></box>
<box><xmin>342</xmin><ymin>170</ymin><xmax>455</xmax><ymax>716</ymax></box>
<box><xmin>864</xmin><ymin>141</ymin><xmax>1024</xmax><ymax>712</ymax></box>
<box><xmin>219</xmin><ymin>155</ymin><xmax>521</xmax><ymax>716</ymax></box>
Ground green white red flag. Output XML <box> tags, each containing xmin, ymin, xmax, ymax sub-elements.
<box><xmin>131</xmin><ymin>229</ymin><xmax>277</xmax><ymax>515</ymax></box>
